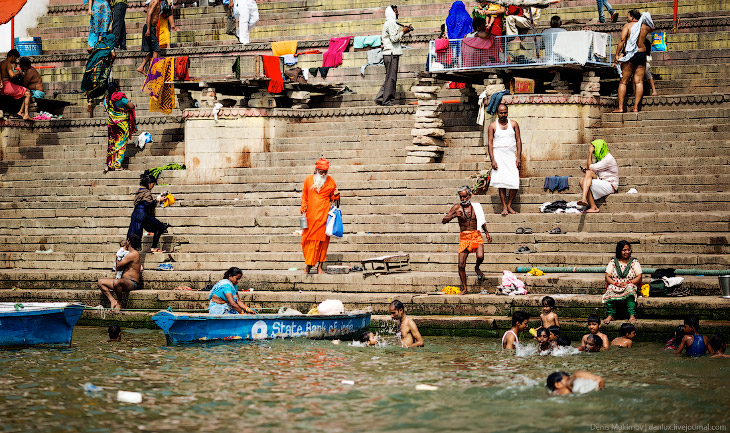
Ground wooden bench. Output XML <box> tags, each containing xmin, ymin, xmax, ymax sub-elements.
<box><xmin>361</xmin><ymin>254</ymin><xmax>411</xmax><ymax>276</ymax></box>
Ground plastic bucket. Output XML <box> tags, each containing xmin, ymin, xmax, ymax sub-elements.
<box><xmin>720</xmin><ymin>275</ymin><xmax>730</xmax><ymax>298</ymax></box>
<box><xmin>14</xmin><ymin>37</ymin><xmax>42</xmax><ymax>56</ymax></box>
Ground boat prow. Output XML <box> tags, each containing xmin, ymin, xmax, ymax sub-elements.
<box><xmin>0</xmin><ymin>303</ymin><xmax>85</xmax><ymax>347</ymax></box>
<box><xmin>151</xmin><ymin>310</ymin><xmax>372</xmax><ymax>345</ymax></box>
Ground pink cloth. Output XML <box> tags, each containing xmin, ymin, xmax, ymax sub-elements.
<box><xmin>461</xmin><ymin>36</ymin><xmax>500</xmax><ymax>67</ymax></box>
<box><xmin>1</xmin><ymin>80</ymin><xmax>27</xmax><ymax>99</ymax></box>
<box><xmin>501</xmin><ymin>270</ymin><xmax>525</xmax><ymax>289</ymax></box>
<box><xmin>322</xmin><ymin>36</ymin><xmax>352</xmax><ymax>68</ymax></box>
<box><xmin>435</xmin><ymin>39</ymin><xmax>449</xmax><ymax>51</ymax></box>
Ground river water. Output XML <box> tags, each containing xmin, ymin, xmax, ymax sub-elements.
<box><xmin>1</xmin><ymin>327</ymin><xmax>728</xmax><ymax>433</ymax></box>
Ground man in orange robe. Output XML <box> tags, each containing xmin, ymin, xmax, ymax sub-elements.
<box><xmin>301</xmin><ymin>158</ymin><xmax>340</xmax><ymax>274</ymax></box>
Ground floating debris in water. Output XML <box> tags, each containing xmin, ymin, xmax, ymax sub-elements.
<box><xmin>415</xmin><ymin>384</ymin><xmax>439</xmax><ymax>391</ymax></box>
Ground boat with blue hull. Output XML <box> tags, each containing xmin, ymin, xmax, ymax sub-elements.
<box><xmin>0</xmin><ymin>303</ymin><xmax>85</xmax><ymax>347</ymax></box>
<box><xmin>152</xmin><ymin>310</ymin><xmax>371</xmax><ymax>345</ymax></box>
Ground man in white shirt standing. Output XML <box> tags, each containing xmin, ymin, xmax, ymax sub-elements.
<box><xmin>375</xmin><ymin>5</ymin><xmax>412</xmax><ymax>106</ymax></box>
<box><xmin>578</xmin><ymin>139</ymin><xmax>619</xmax><ymax>213</ymax></box>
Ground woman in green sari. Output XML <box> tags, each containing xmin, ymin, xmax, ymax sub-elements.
<box><xmin>603</xmin><ymin>240</ymin><xmax>642</xmax><ymax>325</ymax></box>
<box><xmin>102</xmin><ymin>81</ymin><xmax>136</xmax><ymax>171</ymax></box>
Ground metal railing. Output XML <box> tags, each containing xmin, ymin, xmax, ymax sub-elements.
<box><xmin>428</xmin><ymin>31</ymin><xmax>612</xmax><ymax>72</ymax></box>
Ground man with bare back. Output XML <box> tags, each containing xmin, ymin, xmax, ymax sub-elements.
<box><xmin>442</xmin><ymin>186</ymin><xmax>493</xmax><ymax>294</ymax></box>
<box><xmin>98</xmin><ymin>234</ymin><xmax>142</xmax><ymax>309</ymax></box>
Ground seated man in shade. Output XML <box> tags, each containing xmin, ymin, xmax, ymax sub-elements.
<box><xmin>19</xmin><ymin>57</ymin><xmax>45</xmax><ymax>99</ymax></box>
<box><xmin>0</xmin><ymin>49</ymin><xmax>32</xmax><ymax>120</ymax></box>
<box><xmin>578</xmin><ymin>139</ymin><xmax>618</xmax><ymax>213</ymax></box>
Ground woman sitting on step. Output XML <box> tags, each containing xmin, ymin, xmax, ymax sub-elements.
<box><xmin>209</xmin><ymin>267</ymin><xmax>257</xmax><ymax>315</ymax></box>
<box><xmin>603</xmin><ymin>240</ymin><xmax>642</xmax><ymax>325</ymax></box>
<box><xmin>127</xmin><ymin>172</ymin><xmax>169</xmax><ymax>253</ymax></box>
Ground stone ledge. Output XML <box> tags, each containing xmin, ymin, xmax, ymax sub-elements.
<box><xmin>0</xmin><ymin>115</ymin><xmax>184</xmax><ymax>129</ymax></box>
<box><xmin>181</xmin><ymin>105</ymin><xmax>416</xmax><ymax>119</ymax></box>
<box><xmin>502</xmin><ymin>93</ymin><xmax>730</xmax><ymax>107</ymax></box>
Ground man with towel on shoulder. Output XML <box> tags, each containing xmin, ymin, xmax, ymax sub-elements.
<box><xmin>300</xmin><ymin>158</ymin><xmax>340</xmax><ymax>275</ymax></box>
<box><xmin>488</xmin><ymin>103</ymin><xmax>522</xmax><ymax>215</ymax></box>
<box><xmin>442</xmin><ymin>186</ymin><xmax>493</xmax><ymax>294</ymax></box>
<box><xmin>613</xmin><ymin>9</ymin><xmax>654</xmax><ymax>113</ymax></box>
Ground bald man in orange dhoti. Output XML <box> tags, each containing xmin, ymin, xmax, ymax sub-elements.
<box><xmin>300</xmin><ymin>158</ymin><xmax>340</xmax><ymax>274</ymax></box>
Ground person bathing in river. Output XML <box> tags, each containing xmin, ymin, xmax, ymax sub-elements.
<box><xmin>209</xmin><ymin>267</ymin><xmax>257</xmax><ymax>315</ymax></box>
<box><xmin>546</xmin><ymin>371</ymin><xmax>605</xmax><ymax>395</ymax></box>
<box><xmin>502</xmin><ymin>310</ymin><xmax>529</xmax><ymax>350</ymax></box>
<box><xmin>389</xmin><ymin>300</ymin><xmax>424</xmax><ymax>348</ymax></box>
<box><xmin>97</xmin><ymin>234</ymin><xmax>142</xmax><ymax>310</ymax></box>
<box><xmin>442</xmin><ymin>186</ymin><xmax>492</xmax><ymax>294</ymax></box>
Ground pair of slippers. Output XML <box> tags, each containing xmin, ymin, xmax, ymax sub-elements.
<box><xmin>549</xmin><ymin>227</ymin><xmax>564</xmax><ymax>234</ymax></box>
<box><xmin>515</xmin><ymin>246</ymin><xmax>535</xmax><ymax>254</ymax></box>
<box><xmin>515</xmin><ymin>227</ymin><xmax>533</xmax><ymax>234</ymax></box>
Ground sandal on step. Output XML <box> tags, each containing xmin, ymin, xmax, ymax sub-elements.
<box><xmin>515</xmin><ymin>246</ymin><xmax>531</xmax><ymax>254</ymax></box>
<box><xmin>549</xmin><ymin>227</ymin><xmax>562</xmax><ymax>234</ymax></box>
<box><xmin>523</xmin><ymin>228</ymin><xmax>533</xmax><ymax>234</ymax></box>
<box><xmin>515</xmin><ymin>227</ymin><xmax>525</xmax><ymax>234</ymax></box>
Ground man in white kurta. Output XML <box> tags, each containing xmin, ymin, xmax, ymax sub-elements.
<box><xmin>487</xmin><ymin>103</ymin><xmax>522</xmax><ymax>215</ymax></box>
<box><xmin>232</xmin><ymin>0</ymin><xmax>259</xmax><ymax>45</ymax></box>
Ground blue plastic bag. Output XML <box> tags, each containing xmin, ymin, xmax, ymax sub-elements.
<box><xmin>651</xmin><ymin>32</ymin><xmax>666</xmax><ymax>52</ymax></box>
<box><xmin>325</xmin><ymin>205</ymin><xmax>343</xmax><ymax>239</ymax></box>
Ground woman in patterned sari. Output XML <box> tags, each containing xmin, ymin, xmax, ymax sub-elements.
<box><xmin>84</xmin><ymin>0</ymin><xmax>112</xmax><ymax>49</ymax></box>
<box><xmin>603</xmin><ymin>240</ymin><xmax>642</xmax><ymax>325</ymax></box>
<box><xmin>103</xmin><ymin>81</ymin><xmax>136</xmax><ymax>171</ymax></box>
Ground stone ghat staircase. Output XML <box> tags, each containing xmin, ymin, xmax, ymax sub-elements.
<box><xmin>1</xmin><ymin>99</ymin><xmax>728</xmax><ymax>292</ymax></box>
<box><xmin>18</xmin><ymin>0</ymin><xmax>730</xmax><ymax>121</ymax></box>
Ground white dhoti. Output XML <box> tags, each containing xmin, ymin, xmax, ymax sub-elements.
<box><xmin>232</xmin><ymin>0</ymin><xmax>259</xmax><ymax>45</ymax></box>
<box><xmin>490</xmin><ymin>119</ymin><xmax>520</xmax><ymax>190</ymax></box>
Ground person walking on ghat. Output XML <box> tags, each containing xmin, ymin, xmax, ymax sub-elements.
<box><xmin>300</xmin><ymin>158</ymin><xmax>340</xmax><ymax>274</ymax></box>
<box><xmin>442</xmin><ymin>186</ymin><xmax>492</xmax><ymax>294</ymax></box>
<box><xmin>487</xmin><ymin>103</ymin><xmax>522</xmax><ymax>215</ymax></box>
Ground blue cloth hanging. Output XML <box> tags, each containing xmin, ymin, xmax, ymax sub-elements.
<box><xmin>445</xmin><ymin>1</ymin><xmax>473</xmax><ymax>40</ymax></box>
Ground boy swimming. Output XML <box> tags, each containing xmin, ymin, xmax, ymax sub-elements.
<box><xmin>547</xmin><ymin>325</ymin><xmax>560</xmax><ymax>349</ymax></box>
<box><xmin>611</xmin><ymin>323</ymin><xmax>636</xmax><ymax>348</ymax></box>
<box><xmin>709</xmin><ymin>334</ymin><xmax>730</xmax><ymax>358</ymax></box>
<box><xmin>359</xmin><ymin>330</ymin><xmax>378</xmax><ymax>346</ymax></box>
<box><xmin>580</xmin><ymin>314</ymin><xmax>609</xmax><ymax>351</ymax></box>
<box><xmin>579</xmin><ymin>334</ymin><xmax>602</xmax><ymax>352</ymax></box>
<box><xmin>535</xmin><ymin>327</ymin><xmax>551</xmax><ymax>352</ymax></box>
<box><xmin>108</xmin><ymin>324</ymin><xmax>122</xmax><ymax>342</ymax></box>
<box><xmin>676</xmin><ymin>315</ymin><xmax>709</xmax><ymax>357</ymax></box>
<box><xmin>546</xmin><ymin>371</ymin><xmax>605</xmax><ymax>395</ymax></box>
<box><xmin>502</xmin><ymin>310</ymin><xmax>530</xmax><ymax>350</ymax></box>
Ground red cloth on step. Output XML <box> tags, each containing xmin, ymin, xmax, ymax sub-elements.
<box><xmin>261</xmin><ymin>55</ymin><xmax>284</xmax><ymax>94</ymax></box>
<box><xmin>322</xmin><ymin>36</ymin><xmax>352</xmax><ymax>68</ymax></box>
<box><xmin>175</xmin><ymin>56</ymin><xmax>189</xmax><ymax>81</ymax></box>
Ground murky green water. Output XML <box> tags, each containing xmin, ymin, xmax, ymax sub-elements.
<box><xmin>1</xmin><ymin>327</ymin><xmax>729</xmax><ymax>433</ymax></box>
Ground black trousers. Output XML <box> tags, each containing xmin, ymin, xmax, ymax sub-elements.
<box><xmin>375</xmin><ymin>54</ymin><xmax>399</xmax><ymax>105</ymax></box>
<box><xmin>111</xmin><ymin>3</ymin><xmax>127</xmax><ymax>50</ymax></box>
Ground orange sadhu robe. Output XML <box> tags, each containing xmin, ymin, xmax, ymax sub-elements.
<box><xmin>300</xmin><ymin>174</ymin><xmax>340</xmax><ymax>266</ymax></box>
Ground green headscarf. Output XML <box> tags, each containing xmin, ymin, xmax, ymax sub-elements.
<box><xmin>591</xmin><ymin>139</ymin><xmax>609</xmax><ymax>162</ymax></box>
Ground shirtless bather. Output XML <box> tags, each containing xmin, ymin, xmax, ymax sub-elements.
<box><xmin>389</xmin><ymin>300</ymin><xmax>424</xmax><ymax>348</ymax></box>
<box><xmin>1</xmin><ymin>49</ymin><xmax>32</xmax><ymax>120</ymax></box>
<box><xmin>98</xmin><ymin>234</ymin><xmax>143</xmax><ymax>309</ymax></box>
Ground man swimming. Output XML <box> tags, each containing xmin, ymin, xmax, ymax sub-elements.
<box><xmin>389</xmin><ymin>300</ymin><xmax>424</xmax><ymax>348</ymax></box>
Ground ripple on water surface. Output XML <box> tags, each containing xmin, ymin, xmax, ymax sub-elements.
<box><xmin>1</xmin><ymin>327</ymin><xmax>729</xmax><ymax>433</ymax></box>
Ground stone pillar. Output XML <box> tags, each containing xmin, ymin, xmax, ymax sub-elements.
<box><xmin>580</xmin><ymin>71</ymin><xmax>601</xmax><ymax>97</ymax></box>
<box><xmin>407</xmin><ymin>79</ymin><xmax>444</xmax><ymax>164</ymax></box>
<box><xmin>484</xmin><ymin>74</ymin><xmax>505</xmax><ymax>97</ymax></box>
<box><xmin>550</xmin><ymin>72</ymin><xmax>572</xmax><ymax>94</ymax></box>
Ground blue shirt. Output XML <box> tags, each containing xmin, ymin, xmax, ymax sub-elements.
<box><xmin>209</xmin><ymin>279</ymin><xmax>237</xmax><ymax>303</ymax></box>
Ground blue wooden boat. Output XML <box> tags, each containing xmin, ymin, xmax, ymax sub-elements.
<box><xmin>152</xmin><ymin>310</ymin><xmax>371</xmax><ymax>345</ymax></box>
<box><xmin>0</xmin><ymin>303</ymin><xmax>85</xmax><ymax>347</ymax></box>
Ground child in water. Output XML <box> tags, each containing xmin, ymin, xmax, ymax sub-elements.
<box><xmin>676</xmin><ymin>315</ymin><xmax>709</xmax><ymax>357</ymax></box>
<box><xmin>540</xmin><ymin>296</ymin><xmax>560</xmax><ymax>328</ymax></box>
<box><xmin>546</xmin><ymin>371</ymin><xmax>605</xmax><ymax>395</ymax></box>
<box><xmin>535</xmin><ymin>327</ymin><xmax>551</xmax><ymax>352</ymax></box>
<box><xmin>580</xmin><ymin>334</ymin><xmax>602</xmax><ymax>352</ymax></box>
<box><xmin>547</xmin><ymin>325</ymin><xmax>560</xmax><ymax>349</ymax></box>
<box><xmin>611</xmin><ymin>323</ymin><xmax>636</xmax><ymax>348</ymax></box>
<box><xmin>709</xmin><ymin>334</ymin><xmax>730</xmax><ymax>358</ymax></box>
<box><xmin>359</xmin><ymin>331</ymin><xmax>378</xmax><ymax>346</ymax></box>
<box><xmin>503</xmin><ymin>310</ymin><xmax>529</xmax><ymax>350</ymax></box>
<box><xmin>580</xmin><ymin>314</ymin><xmax>609</xmax><ymax>351</ymax></box>
<box><xmin>664</xmin><ymin>325</ymin><xmax>684</xmax><ymax>350</ymax></box>
<box><xmin>108</xmin><ymin>324</ymin><xmax>122</xmax><ymax>342</ymax></box>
